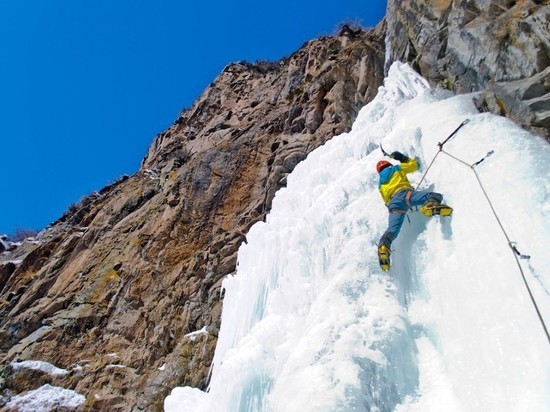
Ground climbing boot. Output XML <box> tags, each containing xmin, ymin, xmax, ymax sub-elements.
<box><xmin>378</xmin><ymin>245</ymin><xmax>391</xmax><ymax>271</ymax></box>
<box><xmin>420</xmin><ymin>201</ymin><xmax>453</xmax><ymax>217</ymax></box>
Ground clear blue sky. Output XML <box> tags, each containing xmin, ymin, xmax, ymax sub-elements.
<box><xmin>0</xmin><ymin>0</ymin><xmax>386</xmax><ymax>236</ymax></box>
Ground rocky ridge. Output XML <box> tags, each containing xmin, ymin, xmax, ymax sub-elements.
<box><xmin>0</xmin><ymin>25</ymin><xmax>386</xmax><ymax>411</ymax></box>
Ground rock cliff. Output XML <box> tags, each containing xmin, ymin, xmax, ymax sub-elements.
<box><xmin>385</xmin><ymin>0</ymin><xmax>550</xmax><ymax>138</ymax></box>
<box><xmin>0</xmin><ymin>25</ymin><xmax>386</xmax><ymax>411</ymax></box>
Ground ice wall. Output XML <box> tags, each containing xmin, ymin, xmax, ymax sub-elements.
<box><xmin>165</xmin><ymin>62</ymin><xmax>550</xmax><ymax>412</ymax></box>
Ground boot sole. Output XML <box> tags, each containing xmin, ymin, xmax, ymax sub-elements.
<box><xmin>420</xmin><ymin>206</ymin><xmax>453</xmax><ymax>217</ymax></box>
<box><xmin>379</xmin><ymin>254</ymin><xmax>390</xmax><ymax>271</ymax></box>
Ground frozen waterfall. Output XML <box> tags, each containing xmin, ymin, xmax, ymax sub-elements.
<box><xmin>165</xmin><ymin>62</ymin><xmax>550</xmax><ymax>412</ymax></box>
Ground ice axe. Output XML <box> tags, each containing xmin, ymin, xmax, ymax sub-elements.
<box><xmin>380</xmin><ymin>144</ymin><xmax>393</xmax><ymax>158</ymax></box>
<box><xmin>380</xmin><ymin>145</ymin><xmax>405</xmax><ymax>161</ymax></box>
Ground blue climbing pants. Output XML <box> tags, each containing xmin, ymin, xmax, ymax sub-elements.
<box><xmin>379</xmin><ymin>189</ymin><xmax>443</xmax><ymax>248</ymax></box>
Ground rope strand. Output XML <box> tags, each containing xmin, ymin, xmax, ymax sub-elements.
<box><xmin>395</xmin><ymin>118</ymin><xmax>547</xmax><ymax>345</ymax></box>
<box><xmin>415</xmin><ymin>151</ymin><xmax>441</xmax><ymax>190</ymax></box>
<box><xmin>415</xmin><ymin>119</ymin><xmax>470</xmax><ymax>190</ymax></box>
<box><xmin>421</xmin><ymin>144</ymin><xmax>550</xmax><ymax>345</ymax></box>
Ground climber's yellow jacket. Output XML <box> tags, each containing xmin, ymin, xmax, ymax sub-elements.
<box><xmin>378</xmin><ymin>158</ymin><xmax>419</xmax><ymax>204</ymax></box>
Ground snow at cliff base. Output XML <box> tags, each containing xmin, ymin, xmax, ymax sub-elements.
<box><xmin>4</xmin><ymin>384</ymin><xmax>85</xmax><ymax>411</ymax></box>
<box><xmin>165</xmin><ymin>62</ymin><xmax>550</xmax><ymax>412</ymax></box>
<box><xmin>4</xmin><ymin>361</ymin><xmax>85</xmax><ymax>411</ymax></box>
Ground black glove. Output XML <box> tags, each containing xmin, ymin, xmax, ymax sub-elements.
<box><xmin>390</xmin><ymin>151</ymin><xmax>409</xmax><ymax>162</ymax></box>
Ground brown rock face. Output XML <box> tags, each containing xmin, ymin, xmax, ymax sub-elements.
<box><xmin>0</xmin><ymin>25</ymin><xmax>385</xmax><ymax>411</ymax></box>
<box><xmin>385</xmin><ymin>0</ymin><xmax>550</xmax><ymax>138</ymax></box>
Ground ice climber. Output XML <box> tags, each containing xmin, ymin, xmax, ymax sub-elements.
<box><xmin>376</xmin><ymin>151</ymin><xmax>452</xmax><ymax>271</ymax></box>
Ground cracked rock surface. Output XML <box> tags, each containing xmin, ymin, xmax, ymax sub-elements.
<box><xmin>0</xmin><ymin>25</ymin><xmax>385</xmax><ymax>411</ymax></box>
<box><xmin>386</xmin><ymin>0</ymin><xmax>550</xmax><ymax>138</ymax></box>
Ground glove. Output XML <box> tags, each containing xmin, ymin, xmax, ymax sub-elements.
<box><xmin>390</xmin><ymin>151</ymin><xmax>409</xmax><ymax>162</ymax></box>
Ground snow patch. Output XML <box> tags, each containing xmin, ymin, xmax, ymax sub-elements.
<box><xmin>5</xmin><ymin>384</ymin><xmax>85</xmax><ymax>412</ymax></box>
<box><xmin>185</xmin><ymin>326</ymin><xmax>208</xmax><ymax>341</ymax></box>
<box><xmin>11</xmin><ymin>360</ymin><xmax>69</xmax><ymax>376</ymax></box>
<box><xmin>106</xmin><ymin>364</ymin><xmax>126</xmax><ymax>369</ymax></box>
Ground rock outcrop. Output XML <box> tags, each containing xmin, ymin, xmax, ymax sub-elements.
<box><xmin>385</xmin><ymin>0</ymin><xmax>550</xmax><ymax>138</ymax></box>
<box><xmin>0</xmin><ymin>25</ymin><xmax>386</xmax><ymax>411</ymax></box>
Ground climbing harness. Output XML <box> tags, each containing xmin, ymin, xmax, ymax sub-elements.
<box><xmin>405</xmin><ymin>189</ymin><xmax>413</xmax><ymax>210</ymax></box>
<box><xmin>419</xmin><ymin>119</ymin><xmax>550</xmax><ymax>346</ymax></box>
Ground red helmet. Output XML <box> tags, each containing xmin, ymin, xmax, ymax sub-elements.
<box><xmin>376</xmin><ymin>160</ymin><xmax>392</xmax><ymax>173</ymax></box>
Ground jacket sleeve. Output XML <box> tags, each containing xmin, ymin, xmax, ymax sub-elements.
<box><xmin>400</xmin><ymin>158</ymin><xmax>418</xmax><ymax>174</ymax></box>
